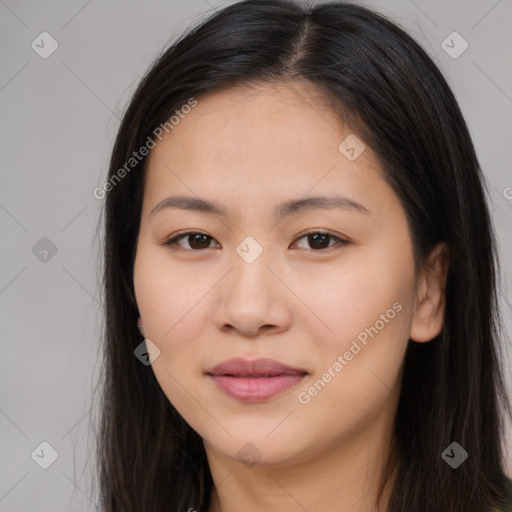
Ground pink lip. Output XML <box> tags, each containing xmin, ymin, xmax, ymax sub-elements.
<box><xmin>206</xmin><ymin>358</ymin><xmax>308</xmax><ymax>403</ymax></box>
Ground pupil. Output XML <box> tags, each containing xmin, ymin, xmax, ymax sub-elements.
<box><xmin>190</xmin><ymin>234</ymin><xmax>210</xmax><ymax>249</ymax></box>
<box><xmin>309</xmin><ymin>233</ymin><xmax>329</xmax><ymax>249</ymax></box>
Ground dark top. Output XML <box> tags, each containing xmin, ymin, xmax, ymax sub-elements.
<box><xmin>492</xmin><ymin>478</ymin><xmax>512</xmax><ymax>512</ymax></box>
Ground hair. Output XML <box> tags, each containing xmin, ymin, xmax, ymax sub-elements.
<box><xmin>94</xmin><ymin>0</ymin><xmax>512</xmax><ymax>510</ymax></box>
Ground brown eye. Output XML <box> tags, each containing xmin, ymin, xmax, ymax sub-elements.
<box><xmin>292</xmin><ymin>231</ymin><xmax>348</xmax><ymax>251</ymax></box>
<box><xmin>306</xmin><ymin>233</ymin><xmax>331</xmax><ymax>250</ymax></box>
<box><xmin>164</xmin><ymin>232</ymin><xmax>218</xmax><ymax>250</ymax></box>
<box><xmin>163</xmin><ymin>230</ymin><xmax>349</xmax><ymax>252</ymax></box>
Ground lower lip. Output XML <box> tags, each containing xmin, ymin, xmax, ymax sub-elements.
<box><xmin>209</xmin><ymin>374</ymin><xmax>306</xmax><ymax>402</ymax></box>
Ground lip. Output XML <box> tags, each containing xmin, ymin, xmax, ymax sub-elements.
<box><xmin>206</xmin><ymin>358</ymin><xmax>308</xmax><ymax>403</ymax></box>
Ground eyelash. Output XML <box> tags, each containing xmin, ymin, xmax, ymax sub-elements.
<box><xmin>162</xmin><ymin>230</ymin><xmax>349</xmax><ymax>252</ymax></box>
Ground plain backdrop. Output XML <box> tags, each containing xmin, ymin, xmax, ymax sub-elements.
<box><xmin>1</xmin><ymin>0</ymin><xmax>511</xmax><ymax>510</ymax></box>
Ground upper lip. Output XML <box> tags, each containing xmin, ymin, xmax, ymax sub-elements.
<box><xmin>207</xmin><ymin>358</ymin><xmax>308</xmax><ymax>377</ymax></box>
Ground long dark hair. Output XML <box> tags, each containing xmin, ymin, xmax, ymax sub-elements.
<box><xmin>94</xmin><ymin>1</ymin><xmax>512</xmax><ymax>510</ymax></box>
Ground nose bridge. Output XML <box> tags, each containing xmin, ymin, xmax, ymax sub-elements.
<box><xmin>229</xmin><ymin>235</ymin><xmax>275</xmax><ymax>297</ymax></box>
<box><xmin>215</xmin><ymin>235</ymin><xmax>288</xmax><ymax>334</ymax></box>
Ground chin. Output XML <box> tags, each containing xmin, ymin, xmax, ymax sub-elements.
<box><xmin>203</xmin><ymin>428</ymin><xmax>307</xmax><ymax>468</ymax></box>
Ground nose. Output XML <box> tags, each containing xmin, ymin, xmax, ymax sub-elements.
<box><xmin>214</xmin><ymin>248</ymin><xmax>292</xmax><ymax>338</ymax></box>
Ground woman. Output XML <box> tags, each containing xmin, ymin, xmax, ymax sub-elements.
<box><xmin>95</xmin><ymin>0</ymin><xmax>512</xmax><ymax>510</ymax></box>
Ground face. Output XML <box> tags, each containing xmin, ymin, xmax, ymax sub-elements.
<box><xmin>133</xmin><ymin>81</ymin><xmax>419</xmax><ymax>467</ymax></box>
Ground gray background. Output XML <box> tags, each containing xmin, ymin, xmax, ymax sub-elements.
<box><xmin>1</xmin><ymin>0</ymin><xmax>511</xmax><ymax>510</ymax></box>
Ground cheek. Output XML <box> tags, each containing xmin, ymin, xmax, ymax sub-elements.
<box><xmin>292</xmin><ymin>255</ymin><xmax>416</xmax><ymax>424</ymax></box>
<box><xmin>292</xmin><ymin>251</ymin><xmax>415</xmax><ymax>356</ymax></box>
<box><xmin>133</xmin><ymin>248</ymin><xmax>210</xmax><ymax>416</ymax></box>
<box><xmin>134</xmin><ymin>245</ymin><xmax>209</xmax><ymax>345</ymax></box>
<box><xmin>301</xmin><ymin>249</ymin><xmax>415</xmax><ymax>408</ymax></box>
<box><xmin>294</xmin><ymin>291</ymin><xmax>412</xmax><ymax>438</ymax></box>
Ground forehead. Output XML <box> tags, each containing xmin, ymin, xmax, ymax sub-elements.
<box><xmin>162</xmin><ymin>82</ymin><xmax>350</xmax><ymax>155</ymax></box>
<box><xmin>141</xmin><ymin>82</ymin><xmax>394</xmax><ymax>220</ymax></box>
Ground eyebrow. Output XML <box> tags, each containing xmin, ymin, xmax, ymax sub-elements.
<box><xmin>149</xmin><ymin>194</ymin><xmax>370</xmax><ymax>220</ymax></box>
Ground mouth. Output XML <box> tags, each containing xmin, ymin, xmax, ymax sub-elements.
<box><xmin>206</xmin><ymin>358</ymin><xmax>308</xmax><ymax>402</ymax></box>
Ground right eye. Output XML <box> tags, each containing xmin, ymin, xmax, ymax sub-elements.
<box><xmin>163</xmin><ymin>231</ymin><xmax>220</xmax><ymax>251</ymax></box>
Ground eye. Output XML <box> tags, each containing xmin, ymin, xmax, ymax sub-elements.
<box><xmin>163</xmin><ymin>230</ymin><xmax>349</xmax><ymax>252</ymax></box>
<box><xmin>291</xmin><ymin>230</ymin><xmax>349</xmax><ymax>251</ymax></box>
<box><xmin>163</xmin><ymin>231</ymin><xmax>219</xmax><ymax>251</ymax></box>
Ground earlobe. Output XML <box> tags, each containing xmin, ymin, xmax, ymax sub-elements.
<box><xmin>137</xmin><ymin>317</ymin><xmax>145</xmax><ymax>337</ymax></box>
<box><xmin>409</xmin><ymin>242</ymin><xmax>449</xmax><ymax>343</ymax></box>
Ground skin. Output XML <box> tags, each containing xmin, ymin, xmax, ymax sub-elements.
<box><xmin>133</xmin><ymin>81</ymin><xmax>448</xmax><ymax>512</ymax></box>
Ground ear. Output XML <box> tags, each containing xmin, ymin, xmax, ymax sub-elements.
<box><xmin>409</xmin><ymin>242</ymin><xmax>449</xmax><ymax>343</ymax></box>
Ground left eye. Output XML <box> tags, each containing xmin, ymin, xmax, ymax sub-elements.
<box><xmin>163</xmin><ymin>231</ymin><xmax>348</xmax><ymax>251</ymax></box>
<box><xmin>163</xmin><ymin>232</ymin><xmax>219</xmax><ymax>250</ymax></box>
<box><xmin>292</xmin><ymin>231</ymin><xmax>347</xmax><ymax>250</ymax></box>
